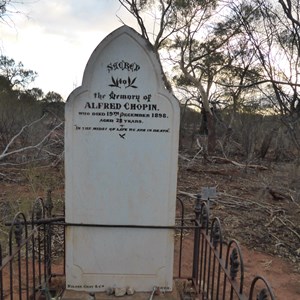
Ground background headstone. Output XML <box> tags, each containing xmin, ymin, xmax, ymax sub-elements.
<box><xmin>65</xmin><ymin>26</ymin><xmax>180</xmax><ymax>292</ymax></box>
<box><xmin>201</xmin><ymin>187</ymin><xmax>217</xmax><ymax>200</ymax></box>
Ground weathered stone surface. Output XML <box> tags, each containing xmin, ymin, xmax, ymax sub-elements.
<box><xmin>106</xmin><ymin>287</ymin><xmax>115</xmax><ymax>295</ymax></box>
<box><xmin>62</xmin><ymin>280</ymin><xmax>181</xmax><ymax>299</ymax></box>
<box><xmin>65</xmin><ymin>25</ymin><xmax>180</xmax><ymax>292</ymax></box>
<box><xmin>126</xmin><ymin>287</ymin><xmax>135</xmax><ymax>295</ymax></box>
<box><xmin>115</xmin><ymin>287</ymin><xmax>127</xmax><ymax>297</ymax></box>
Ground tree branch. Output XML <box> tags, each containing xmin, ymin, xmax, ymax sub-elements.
<box><xmin>0</xmin><ymin>121</ymin><xmax>63</xmax><ymax>161</ymax></box>
<box><xmin>1</xmin><ymin>114</ymin><xmax>47</xmax><ymax>156</ymax></box>
<box><xmin>214</xmin><ymin>78</ymin><xmax>300</xmax><ymax>89</ymax></box>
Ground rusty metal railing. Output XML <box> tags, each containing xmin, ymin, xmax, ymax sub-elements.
<box><xmin>1</xmin><ymin>193</ymin><xmax>276</xmax><ymax>299</ymax></box>
<box><xmin>0</xmin><ymin>195</ymin><xmax>64</xmax><ymax>300</ymax></box>
<box><xmin>175</xmin><ymin>195</ymin><xmax>276</xmax><ymax>299</ymax></box>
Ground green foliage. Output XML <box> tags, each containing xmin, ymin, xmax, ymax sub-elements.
<box><xmin>0</xmin><ymin>61</ymin><xmax>43</xmax><ymax>150</ymax></box>
<box><xmin>0</xmin><ymin>55</ymin><xmax>37</xmax><ymax>89</ymax></box>
<box><xmin>173</xmin><ymin>74</ymin><xmax>193</xmax><ymax>86</ymax></box>
<box><xmin>0</xmin><ymin>74</ymin><xmax>11</xmax><ymax>91</ymax></box>
<box><xmin>174</xmin><ymin>0</ymin><xmax>217</xmax><ymax>10</ymax></box>
<box><xmin>42</xmin><ymin>91</ymin><xmax>63</xmax><ymax>103</ymax></box>
<box><xmin>26</xmin><ymin>88</ymin><xmax>44</xmax><ymax>101</ymax></box>
<box><xmin>0</xmin><ymin>91</ymin><xmax>43</xmax><ymax>148</ymax></box>
<box><xmin>0</xmin><ymin>55</ymin><xmax>64</xmax><ymax>163</ymax></box>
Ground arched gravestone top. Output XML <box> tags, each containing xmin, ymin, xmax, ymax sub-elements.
<box><xmin>80</xmin><ymin>25</ymin><xmax>171</xmax><ymax>96</ymax></box>
<box><xmin>65</xmin><ymin>26</ymin><xmax>180</xmax><ymax>292</ymax></box>
<box><xmin>69</xmin><ymin>25</ymin><xmax>176</xmax><ymax>119</ymax></box>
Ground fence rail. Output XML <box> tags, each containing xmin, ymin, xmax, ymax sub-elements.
<box><xmin>0</xmin><ymin>193</ymin><xmax>276</xmax><ymax>299</ymax></box>
<box><xmin>175</xmin><ymin>195</ymin><xmax>275</xmax><ymax>300</ymax></box>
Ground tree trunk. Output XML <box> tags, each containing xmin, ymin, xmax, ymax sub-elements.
<box><xmin>260</xmin><ymin>128</ymin><xmax>276</xmax><ymax>159</ymax></box>
<box><xmin>207</xmin><ymin>110</ymin><xmax>216</xmax><ymax>155</ymax></box>
<box><xmin>199</xmin><ymin>107</ymin><xmax>208</xmax><ymax>135</ymax></box>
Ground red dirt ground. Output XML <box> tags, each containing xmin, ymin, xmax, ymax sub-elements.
<box><xmin>1</xmin><ymin>157</ymin><xmax>300</xmax><ymax>299</ymax></box>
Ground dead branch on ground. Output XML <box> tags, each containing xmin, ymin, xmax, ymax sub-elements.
<box><xmin>210</xmin><ymin>156</ymin><xmax>268</xmax><ymax>170</ymax></box>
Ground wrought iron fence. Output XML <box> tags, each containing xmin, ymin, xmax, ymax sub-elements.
<box><xmin>0</xmin><ymin>195</ymin><xmax>65</xmax><ymax>300</ymax></box>
<box><xmin>175</xmin><ymin>195</ymin><xmax>275</xmax><ymax>300</ymax></box>
<box><xmin>0</xmin><ymin>193</ymin><xmax>276</xmax><ymax>299</ymax></box>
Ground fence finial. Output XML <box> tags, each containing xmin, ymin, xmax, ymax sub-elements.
<box><xmin>45</xmin><ymin>189</ymin><xmax>53</xmax><ymax>218</ymax></box>
<box><xmin>14</xmin><ymin>217</ymin><xmax>23</xmax><ymax>247</ymax></box>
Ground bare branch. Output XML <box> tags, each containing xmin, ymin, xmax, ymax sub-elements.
<box><xmin>278</xmin><ymin>0</ymin><xmax>300</xmax><ymax>27</ymax></box>
<box><xmin>214</xmin><ymin>78</ymin><xmax>300</xmax><ymax>89</ymax></box>
<box><xmin>1</xmin><ymin>114</ymin><xmax>47</xmax><ymax>156</ymax></box>
<box><xmin>118</xmin><ymin>0</ymin><xmax>149</xmax><ymax>41</ymax></box>
<box><xmin>0</xmin><ymin>121</ymin><xmax>63</xmax><ymax>161</ymax></box>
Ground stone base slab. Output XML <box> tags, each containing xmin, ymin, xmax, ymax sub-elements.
<box><xmin>61</xmin><ymin>281</ymin><xmax>181</xmax><ymax>300</ymax></box>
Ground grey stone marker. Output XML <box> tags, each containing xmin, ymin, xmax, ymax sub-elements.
<box><xmin>65</xmin><ymin>26</ymin><xmax>180</xmax><ymax>292</ymax></box>
<box><xmin>201</xmin><ymin>187</ymin><xmax>217</xmax><ymax>200</ymax></box>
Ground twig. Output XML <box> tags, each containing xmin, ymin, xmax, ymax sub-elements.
<box><xmin>211</xmin><ymin>156</ymin><xmax>268</xmax><ymax>170</ymax></box>
<box><xmin>178</xmin><ymin>190</ymin><xmax>197</xmax><ymax>198</ymax></box>
<box><xmin>0</xmin><ymin>122</ymin><xmax>63</xmax><ymax>161</ymax></box>
<box><xmin>0</xmin><ymin>172</ymin><xmax>18</xmax><ymax>182</ymax></box>
<box><xmin>0</xmin><ymin>227</ymin><xmax>9</xmax><ymax>236</ymax></box>
<box><xmin>218</xmin><ymin>192</ymin><xmax>274</xmax><ymax>212</ymax></box>
<box><xmin>290</xmin><ymin>195</ymin><xmax>300</xmax><ymax>208</ymax></box>
<box><xmin>179</xmin><ymin>154</ymin><xmax>190</xmax><ymax>161</ymax></box>
<box><xmin>269</xmin><ymin>233</ymin><xmax>285</xmax><ymax>248</ymax></box>
<box><xmin>276</xmin><ymin>217</ymin><xmax>300</xmax><ymax>241</ymax></box>
<box><xmin>1</xmin><ymin>114</ymin><xmax>47</xmax><ymax>156</ymax></box>
<box><xmin>265</xmin><ymin>216</ymin><xmax>277</xmax><ymax>227</ymax></box>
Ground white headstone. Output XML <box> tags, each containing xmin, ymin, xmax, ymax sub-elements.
<box><xmin>65</xmin><ymin>26</ymin><xmax>180</xmax><ymax>292</ymax></box>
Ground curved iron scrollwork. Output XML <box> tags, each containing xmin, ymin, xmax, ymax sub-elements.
<box><xmin>249</xmin><ymin>276</ymin><xmax>275</xmax><ymax>300</ymax></box>
<box><xmin>45</xmin><ymin>189</ymin><xmax>53</xmax><ymax>218</ymax></box>
<box><xmin>9</xmin><ymin>212</ymin><xmax>28</xmax><ymax>253</ymax></box>
<box><xmin>225</xmin><ymin>240</ymin><xmax>245</xmax><ymax>295</ymax></box>
<box><xmin>210</xmin><ymin>218</ymin><xmax>222</xmax><ymax>250</ymax></box>
<box><xmin>14</xmin><ymin>218</ymin><xmax>23</xmax><ymax>248</ymax></box>
<box><xmin>230</xmin><ymin>248</ymin><xmax>240</xmax><ymax>280</ymax></box>
<box><xmin>200</xmin><ymin>201</ymin><xmax>209</xmax><ymax>231</ymax></box>
<box><xmin>257</xmin><ymin>288</ymin><xmax>269</xmax><ymax>300</ymax></box>
<box><xmin>32</xmin><ymin>197</ymin><xmax>45</xmax><ymax>226</ymax></box>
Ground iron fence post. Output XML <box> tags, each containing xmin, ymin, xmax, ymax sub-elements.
<box><xmin>192</xmin><ymin>194</ymin><xmax>201</xmax><ymax>282</ymax></box>
<box><xmin>0</xmin><ymin>244</ymin><xmax>3</xmax><ymax>300</ymax></box>
<box><xmin>45</xmin><ymin>189</ymin><xmax>53</xmax><ymax>284</ymax></box>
